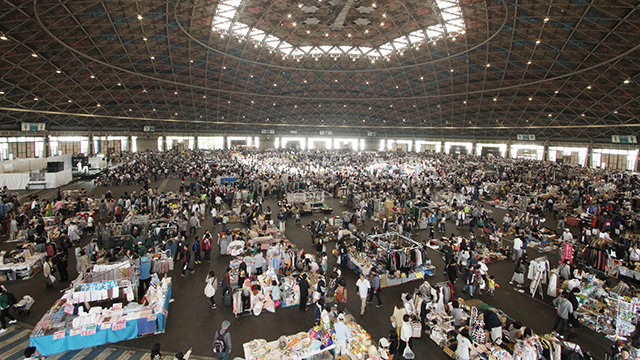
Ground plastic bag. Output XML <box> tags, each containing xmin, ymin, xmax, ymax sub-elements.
<box><xmin>403</xmin><ymin>344</ymin><xmax>415</xmax><ymax>359</ymax></box>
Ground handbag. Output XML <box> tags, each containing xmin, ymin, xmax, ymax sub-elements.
<box><xmin>403</xmin><ymin>344</ymin><xmax>415</xmax><ymax>359</ymax></box>
<box><xmin>204</xmin><ymin>282</ymin><xmax>216</xmax><ymax>297</ymax></box>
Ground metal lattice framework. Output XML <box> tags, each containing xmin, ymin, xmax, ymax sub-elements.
<box><xmin>0</xmin><ymin>0</ymin><xmax>638</xmax><ymax>142</ymax></box>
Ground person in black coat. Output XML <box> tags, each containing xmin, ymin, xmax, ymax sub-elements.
<box><xmin>299</xmin><ymin>273</ymin><xmax>310</xmax><ymax>311</ymax></box>
<box><xmin>446</xmin><ymin>258</ymin><xmax>458</xmax><ymax>285</ymax></box>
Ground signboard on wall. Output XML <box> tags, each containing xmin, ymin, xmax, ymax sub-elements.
<box><xmin>143</xmin><ymin>126</ymin><xmax>155</xmax><ymax>132</ymax></box>
<box><xmin>21</xmin><ymin>123</ymin><xmax>46</xmax><ymax>132</ymax></box>
<box><xmin>290</xmin><ymin>130</ymin><xmax>298</xmax><ymax>135</ymax></box>
<box><xmin>367</xmin><ymin>132</ymin><xmax>377</xmax><ymax>137</ymax></box>
<box><xmin>611</xmin><ymin>135</ymin><xmax>637</xmax><ymax>144</ymax></box>
<box><xmin>319</xmin><ymin>131</ymin><xmax>332</xmax><ymax>136</ymax></box>
<box><xmin>517</xmin><ymin>134</ymin><xmax>536</xmax><ymax>141</ymax></box>
<box><xmin>261</xmin><ymin>129</ymin><xmax>275</xmax><ymax>134</ymax></box>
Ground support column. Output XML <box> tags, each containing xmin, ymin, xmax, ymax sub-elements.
<box><xmin>472</xmin><ymin>141</ymin><xmax>477</xmax><ymax>156</ymax></box>
<box><xmin>506</xmin><ymin>143</ymin><xmax>511</xmax><ymax>159</ymax></box>
<box><xmin>88</xmin><ymin>134</ymin><xmax>94</xmax><ymax>155</ymax></box>
<box><xmin>586</xmin><ymin>145</ymin><xmax>593</xmax><ymax>168</ymax></box>
<box><xmin>44</xmin><ymin>134</ymin><xmax>50</xmax><ymax>158</ymax></box>
<box><xmin>194</xmin><ymin>135</ymin><xmax>199</xmax><ymax>150</ymax></box>
<box><xmin>127</xmin><ymin>135</ymin><xmax>132</xmax><ymax>152</ymax></box>
<box><xmin>543</xmin><ymin>144</ymin><xmax>549</xmax><ymax>162</ymax></box>
<box><xmin>162</xmin><ymin>135</ymin><xmax>167</xmax><ymax>151</ymax></box>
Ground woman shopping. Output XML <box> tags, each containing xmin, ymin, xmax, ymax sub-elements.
<box><xmin>204</xmin><ymin>271</ymin><xmax>219</xmax><ymax>310</ymax></box>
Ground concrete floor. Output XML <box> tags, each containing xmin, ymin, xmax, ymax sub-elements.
<box><xmin>1</xmin><ymin>177</ymin><xmax>614</xmax><ymax>359</ymax></box>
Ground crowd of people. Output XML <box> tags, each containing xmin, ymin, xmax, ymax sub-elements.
<box><xmin>2</xmin><ymin>148</ymin><xmax>639</xmax><ymax>360</ymax></box>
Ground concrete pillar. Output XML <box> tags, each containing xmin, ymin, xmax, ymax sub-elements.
<box><xmin>585</xmin><ymin>145</ymin><xmax>592</xmax><ymax>168</ymax></box>
<box><xmin>162</xmin><ymin>135</ymin><xmax>167</xmax><ymax>151</ymax></box>
<box><xmin>88</xmin><ymin>134</ymin><xmax>94</xmax><ymax>155</ymax></box>
<box><xmin>506</xmin><ymin>143</ymin><xmax>511</xmax><ymax>159</ymax></box>
<box><xmin>194</xmin><ymin>135</ymin><xmax>199</xmax><ymax>150</ymax></box>
<box><xmin>544</xmin><ymin>144</ymin><xmax>549</xmax><ymax>161</ymax></box>
<box><xmin>260</xmin><ymin>136</ymin><xmax>275</xmax><ymax>149</ymax></box>
<box><xmin>364</xmin><ymin>139</ymin><xmax>379</xmax><ymax>151</ymax></box>
<box><xmin>44</xmin><ymin>134</ymin><xmax>50</xmax><ymax>158</ymax></box>
<box><xmin>127</xmin><ymin>135</ymin><xmax>132</xmax><ymax>152</ymax></box>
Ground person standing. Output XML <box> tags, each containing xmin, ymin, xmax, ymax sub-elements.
<box><xmin>181</xmin><ymin>245</ymin><xmax>195</xmax><ymax>277</ymax></box>
<box><xmin>298</xmin><ymin>273</ymin><xmax>310</xmax><ymax>311</ymax></box>
<box><xmin>512</xmin><ymin>237</ymin><xmax>523</xmax><ymax>263</ymax></box>
<box><xmin>356</xmin><ymin>273</ymin><xmax>371</xmax><ymax>316</ymax></box>
<box><xmin>0</xmin><ymin>287</ymin><xmax>17</xmax><ymax>334</ymax></box>
<box><xmin>398</xmin><ymin>314</ymin><xmax>413</xmax><ymax>357</ymax></box>
<box><xmin>202</xmin><ymin>231</ymin><xmax>212</xmax><ymax>263</ymax></box>
<box><xmin>151</xmin><ymin>343</ymin><xmax>163</xmax><ymax>360</ymax></box>
<box><xmin>138</xmin><ymin>257</ymin><xmax>152</xmax><ymax>302</ymax></box>
<box><xmin>456</xmin><ymin>328</ymin><xmax>473</xmax><ymax>360</ymax></box>
<box><xmin>205</xmin><ymin>271</ymin><xmax>218</xmax><ymax>310</ymax></box>
<box><xmin>53</xmin><ymin>246</ymin><xmax>69</xmax><ymax>282</ymax></box>
<box><xmin>43</xmin><ymin>256</ymin><xmax>55</xmax><ymax>289</ymax></box>
<box><xmin>510</xmin><ymin>254</ymin><xmax>528</xmax><ymax>288</ymax></box>
<box><xmin>367</xmin><ymin>270</ymin><xmax>382</xmax><ymax>308</ymax></box>
<box><xmin>333</xmin><ymin>313</ymin><xmax>351</xmax><ymax>357</ymax></box>
<box><xmin>335</xmin><ymin>278</ymin><xmax>347</xmax><ymax>313</ymax></box>
<box><xmin>192</xmin><ymin>237</ymin><xmax>201</xmax><ymax>265</ymax></box>
<box><xmin>213</xmin><ymin>320</ymin><xmax>232</xmax><ymax>360</ymax></box>
<box><xmin>552</xmin><ymin>292</ymin><xmax>573</xmax><ymax>338</ymax></box>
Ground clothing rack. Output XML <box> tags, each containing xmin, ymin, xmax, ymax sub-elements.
<box><xmin>529</xmin><ymin>256</ymin><xmax>549</xmax><ymax>300</ymax></box>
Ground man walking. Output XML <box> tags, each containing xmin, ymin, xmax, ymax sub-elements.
<box><xmin>181</xmin><ymin>245</ymin><xmax>195</xmax><ymax>277</ymax></box>
<box><xmin>356</xmin><ymin>273</ymin><xmax>370</xmax><ymax>316</ymax></box>
<box><xmin>367</xmin><ymin>270</ymin><xmax>382</xmax><ymax>308</ymax></box>
<box><xmin>213</xmin><ymin>320</ymin><xmax>232</xmax><ymax>360</ymax></box>
<box><xmin>552</xmin><ymin>292</ymin><xmax>573</xmax><ymax>338</ymax></box>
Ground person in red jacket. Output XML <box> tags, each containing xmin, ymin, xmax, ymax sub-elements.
<box><xmin>202</xmin><ymin>231</ymin><xmax>213</xmax><ymax>263</ymax></box>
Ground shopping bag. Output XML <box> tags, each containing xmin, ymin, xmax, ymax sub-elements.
<box><xmin>403</xmin><ymin>345</ymin><xmax>415</xmax><ymax>359</ymax></box>
<box><xmin>49</xmin><ymin>275</ymin><xmax>57</xmax><ymax>284</ymax></box>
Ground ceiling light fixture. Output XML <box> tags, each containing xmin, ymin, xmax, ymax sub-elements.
<box><xmin>527</xmin><ymin>61</ymin><xmax>531</xmax><ymax>64</ymax></box>
<box><xmin>90</xmin><ymin>75</ymin><xmax>95</xmax><ymax>78</ymax></box>
<box><xmin>96</xmin><ymin>103</ymin><xmax>100</xmax><ymax>107</ymax></box>
<box><xmin>68</xmin><ymin>99</ymin><xmax>72</xmax><ymax>102</ymax></box>
<box><xmin>581</xmin><ymin>113</ymin><xmax>585</xmax><ymax>116</ymax></box>
<box><xmin>0</xmin><ymin>91</ymin><xmax>5</xmax><ymax>95</ymax></box>
<box><xmin>554</xmin><ymin>90</ymin><xmax>558</xmax><ymax>93</ymax></box>
<box><xmin>486</xmin><ymin>63</ymin><xmax>490</xmax><ymax>67</ymax></box>
<box><xmin>535</xmin><ymin>39</ymin><xmax>541</xmax><ymax>44</ymax></box>
<box><xmin>56</xmin><ymin>70</ymin><xmax>61</xmax><ymax>74</ymax></box>
<box><xmin>34</xmin><ymin>97</ymin><xmax>38</xmax><ymax>101</ymax></box>
<box><xmin>137</xmin><ymin>14</ymin><xmax>143</xmax><ymax>20</ymax></box>
<box><xmin>614</xmin><ymin>110</ymin><xmax>618</xmax><ymax>114</ymax></box>
<box><xmin>150</xmin><ymin>56</ymin><xmax>155</xmax><ymax>59</ymax></box>
<box><xmin>31</xmin><ymin>53</ymin><xmax>38</xmax><ymax>57</ymax></box>
<box><xmin>117</xmin><ymin>83</ymin><xmax>121</xmax><ymax>86</ymax></box>
<box><xmin>287</xmin><ymin>14</ymin><xmax>292</xmax><ymax>18</ymax></box>
<box><xmin>548</xmin><ymin>113</ymin><xmax>552</xmax><ymax>117</ymax></box>
<box><xmin>528</xmin><ymin>97</ymin><xmax>532</xmax><ymax>101</ymax></box>
<box><xmin>624</xmin><ymin>79</ymin><xmax>630</xmax><ymax>84</ymax></box>
<box><xmin>292</xmin><ymin>22</ymin><xmax>297</xmax><ymax>26</ymax></box>
<box><xmin>365</xmin><ymin>30</ymin><xmax>369</xmax><ymax>34</ymax></box>
<box><xmin>544</xmin><ymin>17</ymin><xmax>549</xmax><ymax>22</ymax></box>
<box><xmin>174</xmin><ymin>91</ymin><xmax>178</xmax><ymax>94</ymax></box>
<box><xmin>190</xmin><ymin>59</ymin><xmax>193</xmax><ymax>63</ymax></box>
<box><xmin>143</xmin><ymin>37</ymin><xmax>147</xmax><ymax>41</ymax></box>
<box><xmin>0</xmin><ymin>34</ymin><xmax>7</xmax><ymax>41</ymax></box>
<box><xmin>586</xmin><ymin>85</ymin><xmax>592</xmax><ymax>89</ymax></box>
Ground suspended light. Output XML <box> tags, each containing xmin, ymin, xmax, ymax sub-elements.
<box><xmin>137</xmin><ymin>14</ymin><xmax>143</xmax><ymax>20</ymax></box>
<box><xmin>31</xmin><ymin>53</ymin><xmax>38</xmax><ymax>57</ymax></box>
<box><xmin>56</xmin><ymin>70</ymin><xmax>61</xmax><ymax>74</ymax></box>
<box><xmin>33</xmin><ymin>97</ymin><xmax>38</xmax><ymax>101</ymax></box>
<box><xmin>624</xmin><ymin>79</ymin><xmax>630</xmax><ymax>84</ymax></box>
<box><xmin>586</xmin><ymin>85</ymin><xmax>592</xmax><ymax>89</ymax></box>
<box><xmin>543</xmin><ymin>17</ymin><xmax>549</xmax><ymax>22</ymax></box>
<box><xmin>0</xmin><ymin>34</ymin><xmax>7</xmax><ymax>41</ymax></box>
<box><xmin>143</xmin><ymin>37</ymin><xmax>147</xmax><ymax>41</ymax></box>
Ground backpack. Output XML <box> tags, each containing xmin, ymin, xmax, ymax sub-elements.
<box><xmin>213</xmin><ymin>330</ymin><xmax>227</xmax><ymax>353</ymax></box>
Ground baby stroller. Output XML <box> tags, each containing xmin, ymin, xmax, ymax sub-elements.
<box><xmin>14</xmin><ymin>295</ymin><xmax>35</xmax><ymax>315</ymax></box>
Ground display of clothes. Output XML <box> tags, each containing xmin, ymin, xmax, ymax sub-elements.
<box><xmin>151</xmin><ymin>258</ymin><xmax>173</xmax><ymax>274</ymax></box>
<box><xmin>561</xmin><ymin>243</ymin><xmax>574</xmax><ymax>264</ymax></box>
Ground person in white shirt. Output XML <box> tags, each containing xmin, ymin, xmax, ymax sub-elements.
<box><xmin>399</xmin><ymin>314</ymin><xmax>414</xmax><ymax>357</ymax></box>
<box><xmin>355</xmin><ymin>273</ymin><xmax>370</xmax><ymax>316</ymax></box>
<box><xmin>210</xmin><ymin>207</ymin><xmax>218</xmax><ymax>225</ymax></box>
<box><xmin>512</xmin><ymin>237</ymin><xmax>523</xmax><ymax>262</ymax></box>
<box><xmin>563</xmin><ymin>229</ymin><xmax>574</xmax><ymax>242</ymax></box>
<box><xmin>456</xmin><ymin>328</ymin><xmax>473</xmax><ymax>360</ymax></box>
<box><xmin>630</xmin><ymin>246</ymin><xmax>640</xmax><ymax>262</ymax></box>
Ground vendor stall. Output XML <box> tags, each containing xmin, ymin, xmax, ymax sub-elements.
<box><xmin>339</xmin><ymin>232</ymin><xmax>434</xmax><ymax>288</ymax></box>
<box><xmin>30</xmin><ymin>261</ymin><xmax>172</xmax><ymax>356</ymax></box>
<box><xmin>243</xmin><ymin>311</ymin><xmax>371</xmax><ymax>360</ymax></box>
<box><xmin>0</xmin><ymin>245</ymin><xmax>45</xmax><ymax>281</ymax></box>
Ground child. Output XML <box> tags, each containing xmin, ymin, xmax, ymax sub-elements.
<box><xmin>487</xmin><ymin>275</ymin><xmax>498</xmax><ymax>296</ymax></box>
<box><xmin>295</xmin><ymin>210</ymin><xmax>301</xmax><ymax>224</ymax></box>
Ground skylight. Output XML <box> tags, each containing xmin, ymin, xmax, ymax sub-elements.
<box><xmin>211</xmin><ymin>0</ymin><xmax>465</xmax><ymax>60</ymax></box>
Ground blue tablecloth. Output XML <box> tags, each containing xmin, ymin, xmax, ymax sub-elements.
<box><xmin>220</xmin><ymin>177</ymin><xmax>238</xmax><ymax>184</ymax></box>
<box><xmin>156</xmin><ymin>282</ymin><xmax>172</xmax><ymax>332</ymax></box>
<box><xmin>31</xmin><ymin>319</ymin><xmax>140</xmax><ymax>356</ymax></box>
<box><xmin>31</xmin><ymin>282</ymin><xmax>172</xmax><ymax>355</ymax></box>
